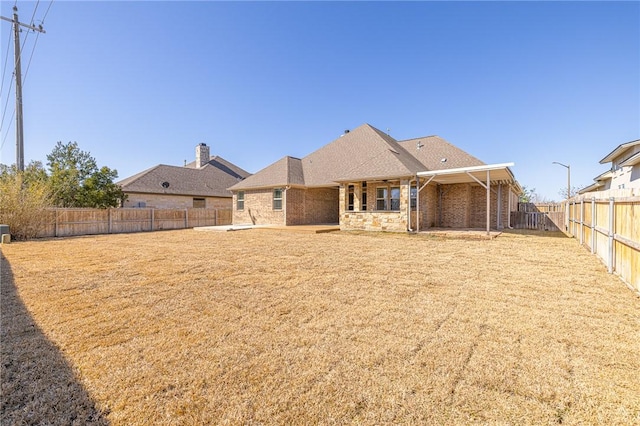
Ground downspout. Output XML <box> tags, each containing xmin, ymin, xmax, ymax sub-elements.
<box><xmin>415</xmin><ymin>175</ymin><xmax>419</xmax><ymax>233</ymax></box>
<box><xmin>284</xmin><ymin>185</ymin><xmax>291</xmax><ymax>226</ymax></box>
<box><xmin>438</xmin><ymin>185</ymin><xmax>443</xmax><ymax>227</ymax></box>
<box><xmin>407</xmin><ymin>177</ymin><xmax>413</xmax><ymax>232</ymax></box>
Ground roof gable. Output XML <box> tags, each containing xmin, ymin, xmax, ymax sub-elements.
<box><xmin>600</xmin><ymin>139</ymin><xmax>640</xmax><ymax>164</ymax></box>
<box><xmin>228</xmin><ymin>123</ymin><xmax>493</xmax><ymax>190</ymax></box>
<box><xmin>302</xmin><ymin>123</ymin><xmax>427</xmax><ymax>185</ymax></box>
<box><xmin>228</xmin><ymin>156</ymin><xmax>303</xmax><ymax>190</ymax></box>
<box><xmin>185</xmin><ymin>155</ymin><xmax>251</xmax><ymax>179</ymax></box>
<box><xmin>118</xmin><ymin>161</ymin><xmax>246</xmax><ymax>197</ymax></box>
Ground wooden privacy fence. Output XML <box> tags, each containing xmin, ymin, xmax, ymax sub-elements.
<box><xmin>511</xmin><ymin>202</ymin><xmax>566</xmax><ymax>231</ymax></box>
<box><xmin>38</xmin><ymin>208</ymin><xmax>232</xmax><ymax>238</ymax></box>
<box><xmin>510</xmin><ymin>211</ymin><xmax>565</xmax><ymax>231</ymax></box>
<box><xmin>566</xmin><ymin>195</ymin><xmax>639</xmax><ymax>293</ymax></box>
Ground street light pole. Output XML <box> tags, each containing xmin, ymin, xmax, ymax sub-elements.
<box><xmin>553</xmin><ymin>161</ymin><xmax>571</xmax><ymax>233</ymax></box>
<box><xmin>552</xmin><ymin>161</ymin><xmax>571</xmax><ymax>199</ymax></box>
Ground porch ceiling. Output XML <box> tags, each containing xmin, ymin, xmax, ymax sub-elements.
<box><xmin>417</xmin><ymin>162</ymin><xmax>517</xmax><ymax>186</ymax></box>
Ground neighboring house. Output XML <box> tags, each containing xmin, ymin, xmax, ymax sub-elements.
<box><xmin>119</xmin><ymin>143</ymin><xmax>250</xmax><ymax>209</ymax></box>
<box><xmin>228</xmin><ymin>123</ymin><xmax>521</xmax><ymax>232</ymax></box>
<box><xmin>579</xmin><ymin>139</ymin><xmax>640</xmax><ymax>195</ymax></box>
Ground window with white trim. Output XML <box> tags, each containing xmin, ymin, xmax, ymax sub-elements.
<box><xmin>273</xmin><ymin>188</ymin><xmax>283</xmax><ymax>210</ymax></box>
<box><xmin>237</xmin><ymin>191</ymin><xmax>244</xmax><ymax>210</ymax></box>
<box><xmin>390</xmin><ymin>187</ymin><xmax>400</xmax><ymax>210</ymax></box>
<box><xmin>361</xmin><ymin>182</ymin><xmax>367</xmax><ymax>211</ymax></box>
<box><xmin>376</xmin><ymin>187</ymin><xmax>388</xmax><ymax>210</ymax></box>
<box><xmin>410</xmin><ymin>186</ymin><xmax>417</xmax><ymax>209</ymax></box>
<box><xmin>348</xmin><ymin>185</ymin><xmax>354</xmax><ymax>211</ymax></box>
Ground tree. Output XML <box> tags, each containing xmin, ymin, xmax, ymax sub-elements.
<box><xmin>558</xmin><ymin>185</ymin><xmax>582</xmax><ymax>200</ymax></box>
<box><xmin>46</xmin><ymin>141</ymin><xmax>126</xmax><ymax>208</ymax></box>
<box><xmin>0</xmin><ymin>162</ymin><xmax>53</xmax><ymax>240</ymax></box>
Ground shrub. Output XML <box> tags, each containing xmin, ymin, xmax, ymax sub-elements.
<box><xmin>0</xmin><ymin>168</ymin><xmax>53</xmax><ymax>240</ymax></box>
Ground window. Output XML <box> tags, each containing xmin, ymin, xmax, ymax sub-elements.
<box><xmin>273</xmin><ymin>188</ymin><xmax>283</xmax><ymax>210</ymax></box>
<box><xmin>410</xmin><ymin>186</ymin><xmax>417</xmax><ymax>209</ymax></box>
<box><xmin>348</xmin><ymin>185</ymin><xmax>354</xmax><ymax>211</ymax></box>
<box><xmin>390</xmin><ymin>187</ymin><xmax>400</xmax><ymax>210</ymax></box>
<box><xmin>362</xmin><ymin>182</ymin><xmax>367</xmax><ymax>211</ymax></box>
<box><xmin>237</xmin><ymin>191</ymin><xmax>244</xmax><ymax>210</ymax></box>
<box><xmin>376</xmin><ymin>187</ymin><xmax>388</xmax><ymax>210</ymax></box>
<box><xmin>193</xmin><ymin>198</ymin><xmax>206</xmax><ymax>208</ymax></box>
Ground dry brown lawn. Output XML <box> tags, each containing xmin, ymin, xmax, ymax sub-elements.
<box><xmin>1</xmin><ymin>229</ymin><xmax>639</xmax><ymax>425</ymax></box>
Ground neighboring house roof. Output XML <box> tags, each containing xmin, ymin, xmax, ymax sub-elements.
<box><xmin>230</xmin><ymin>123</ymin><xmax>489</xmax><ymax>191</ymax></box>
<box><xmin>594</xmin><ymin>169</ymin><xmax>614</xmax><ymax>182</ymax></box>
<box><xmin>228</xmin><ymin>156</ymin><xmax>304</xmax><ymax>190</ymax></box>
<box><xmin>118</xmin><ymin>159</ymin><xmax>248</xmax><ymax>197</ymax></box>
<box><xmin>620</xmin><ymin>151</ymin><xmax>640</xmax><ymax>167</ymax></box>
<box><xmin>578</xmin><ymin>181</ymin><xmax>605</xmax><ymax>194</ymax></box>
<box><xmin>185</xmin><ymin>155</ymin><xmax>250</xmax><ymax>180</ymax></box>
<box><xmin>600</xmin><ymin>139</ymin><xmax>640</xmax><ymax>164</ymax></box>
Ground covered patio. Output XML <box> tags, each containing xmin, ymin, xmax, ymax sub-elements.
<box><xmin>414</xmin><ymin>163</ymin><xmax>521</xmax><ymax>236</ymax></box>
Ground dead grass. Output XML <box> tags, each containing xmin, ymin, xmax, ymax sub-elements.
<box><xmin>1</xmin><ymin>229</ymin><xmax>639</xmax><ymax>425</ymax></box>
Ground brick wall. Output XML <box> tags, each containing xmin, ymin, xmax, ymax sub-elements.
<box><xmin>290</xmin><ymin>187</ymin><xmax>339</xmax><ymax>225</ymax></box>
<box><xmin>232</xmin><ymin>187</ymin><xmax>338</xmax><ymax>226</ymax></box>
<box><xmin>437</xmin><ymin>183</ymin><xmax>516</xmax><ymax>229</ymax></box>
<box><xmin>123</xmin><ymin>193</ymin><xmax>230</xmax><ymax>209</ymax></box>
<box><xmin>232</xmin><ymin>189</ymin><xmax>285</xmax><ymax>225</ymax></box>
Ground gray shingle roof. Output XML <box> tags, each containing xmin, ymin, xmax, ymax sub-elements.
<box><xmin>229</xmin><ymin>123</ymin><xmax>489</xmax><ymax>191</ymax></box>
<box><xmin>185</xmin><ymin>155</ymin><xmax>250</xmax><ymax>179</ymax></box>
<box><xmin>397</xmin><ymin>136</ymin><xmax>485</xmax><ymax>170</ymax></box>
<box><xmin>228</xmin><ymin>156</ymin><xmax>304</xmax><ymax>190</ymax></box>
<box><xmin>119</xmin><ymin>156</ymin><xmax>249</xmax><ymax>197</ymax></box>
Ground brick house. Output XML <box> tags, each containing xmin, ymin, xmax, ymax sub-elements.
<box><xmin>118</xmin><ymin>143</ymin><xmax>250</xmax><ymax>209</ymax></box>
<box><xmin>229</xmin><ymin>124</ymin><xmax>521</xmax><ymax>233</ymax></box>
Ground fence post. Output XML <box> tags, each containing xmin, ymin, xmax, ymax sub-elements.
<box><xmin>185</xmin><ymin>209</ymin><xmax>189</xmax><ymax>228</ymax></box>
<box><xmin>580</xmin><ymin>199</ymin><xmax>584</xmax><ymax>245</ymax></box>
<box><xmin>150</xmin><ymin>208</ymin><xmax>154</xmax><ymax>232</ymax></box>
<box><xmin>591</xmin><ymin>197</ymin><xmax>595</xmax><ymax>254</ymax></box>
<box><xmin>54</xmin><ymin>209</ymin><xmax>58</xmax><ymax>237</ymax></box>
<box><xmin>215</xmin><ymin>209</ymin><xmax>218</xmax><ymax>226</ymax></box>
<box><xmin>108</xmin><ymin>208</ymin><xmax>112</xmax><ymax>234</ymax></box>
<box><xmin>608</xmin><ymin>197</ymin><xmax>614</xmax><ymax>274</ymax></box>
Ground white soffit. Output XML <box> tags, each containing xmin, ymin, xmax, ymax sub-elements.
<box><xmin>417</xmin><ymin>162</ymin><xmax>516</xmax><ymax>185</ymax></box>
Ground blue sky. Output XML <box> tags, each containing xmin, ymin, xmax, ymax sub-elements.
<box><xmin>1</xmin><ymin>0</ymin><xmax>638</xmax><ymax>201</ymax></box>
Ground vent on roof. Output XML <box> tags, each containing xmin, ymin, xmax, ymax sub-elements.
<box><xmin>161</xmin><ymin>181</ymin><xmax>170</xmax><ymax>188</ymax></box>
<box><xmin>344</xmin><ymin>130</ymin><xmax>350</xmax><ymax>134</ymax></box>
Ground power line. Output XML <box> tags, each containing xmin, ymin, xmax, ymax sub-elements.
<box><xmin>0</xmin><ymin>6</ymin><xmax>46</xmax><ymax>170</ymax></box>
<box><xmin>0</xmin><ymin>24</ymin><xmax>12</xmax><ymax>99</ymax></box>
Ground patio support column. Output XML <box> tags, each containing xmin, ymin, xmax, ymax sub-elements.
<box><xmin>486</xmin><ymin>170</ymin><xmax>490</xmax><ymax>236</ymax></box>
<box><xmin>507</xmin><ymin>185</ymin><xmax>512</xmax><ymax>228</ymax></box>
<box><xmin>416</xmin><ymin>176</ymin><xmax>420</xmax><ymax>232</ymax></box>
<box><xmin>497</xmin><ymin>183</ymin><xmax>502</xmax><ymax>229</ymax></box>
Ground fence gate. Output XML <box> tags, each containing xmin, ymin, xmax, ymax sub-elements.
<box><xmin>510</xmin><ymin>211</ymin><xmax>565</xmax><ymax>231</ymax></box>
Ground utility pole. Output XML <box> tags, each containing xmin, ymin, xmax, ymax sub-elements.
<box><xmin>1</xmin><ymin>6</ymin><xmax>46</xmax><ymax>171</ymax></box>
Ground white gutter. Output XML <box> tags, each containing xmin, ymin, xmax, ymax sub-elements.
<box><xmin>417</xmin><ymin>162</ymin><xmax>515</xmax><ymax>177</ymax></box>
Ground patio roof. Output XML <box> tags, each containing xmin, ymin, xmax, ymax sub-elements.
<box><xmin>415</xmin><ymin>162</ymin><xmax>519</xmax><ymax>236</ymax></box>
<box><xmin>417</xmin><ymin>162</ymin><xmax>519</xmax><ymax>188</ymax></box>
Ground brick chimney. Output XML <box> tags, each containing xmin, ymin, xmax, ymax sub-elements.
<box><xmin>196</xmin><ymin>143</ymin><xmax>210</xmax><ymax>168</ymax></box>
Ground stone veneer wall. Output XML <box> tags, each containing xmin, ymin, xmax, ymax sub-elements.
<box><xmin>340</xmin><ymin>180</ymin><xmax>411</xmax><ymax>232</ymax></box>
<box><xmin>123</xmin><ymin>193</ymin><xmax>230</xmax><ymax>209</ymax></box>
